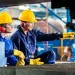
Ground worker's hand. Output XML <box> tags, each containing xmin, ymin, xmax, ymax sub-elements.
<box><xmin>30</xmin><ymin>58</ymin><xmax>44</xmax><ymax>65</ymax></box>
<box><xmin>63</xmin><ymin>32</ymin><xmax>74</xmax><ymax>38</ymax></box>
<box><xmin>13</xmin><ymin>49</ymin><xmax>25</xmax><ymax>59</ymax></box>
<box><xmin>16</xmin><ymin>58</ymin><xmax>25</xmax><ymax>66</ymax></box>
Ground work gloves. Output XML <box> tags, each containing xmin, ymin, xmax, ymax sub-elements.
<box><xmin>13</xmin><ymin>49</ymin><xmax>25</xmax><ymax>66</ymax></box>
<box><xmin>16</xmin><ymin>58</ymin><xmax>25</xmax><ymax>66</ymax></box>
<box><xmin>63</xmin><ymin>32</ymin><xmax>74</xmax><ymax>38</ymax></box>
<box><xmin>30</xmin><ymin>58</ymin><xmax>44</xmax><ymax>65</ymax></box>
<box><xmin>55</xmin><ymin>32</ymin><xmax>74</xmax><ymax>39</ymax></box>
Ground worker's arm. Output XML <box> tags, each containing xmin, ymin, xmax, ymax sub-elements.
<box><xmin>5</xmin><ymin>47</ymin><xmax>19</xmax><ymax>66</ymax></box>
<box><xmin>11</xmin><ymin>35</ymin><xmax>20</xmax><ymax>50</ymax></box>
<box><xmin>7</xmin><ymin>49</ymin><xmax>25</xmax><ymax>66</ymax></box>
<box><xmin>6</xmin><ymin>39</ymin><xmax>25</xmax><ymax>66</ymax></box>
<box><xmin>7</xmin><ymin>55</ymin><xmax>18</xmax><ymax>66</ymax></box>
<box><xmin>32</xmin><ymin>29</ymin><xmax>62</xmax><ymax>42</ymax></box>
<box><xmin>37</xmin><ymin>33</ymin><xmax>62</xmax><ymax>42</ymax></box>
<box><xmin>6</xmin><ymin>49</ymin><xmax>18</xmax><ymax>66</ymax></box>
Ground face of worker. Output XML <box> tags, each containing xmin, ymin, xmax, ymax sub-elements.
<box><xmin>24</xmin><ymin>22</ymin><xmax>34</xmax><ymax>31</ymax></box>
<box><xmin>5</xmin><ymin>24</ymin><xmax>12</xmax><ymax>33</ymax></box>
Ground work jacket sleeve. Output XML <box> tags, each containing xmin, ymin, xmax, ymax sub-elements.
<box><xmin>5</xmin><ymin>40</ymin><xmax>13</xmax><ymax>57</ymax></box>
<box><xmin>11</xmin><ymin>36</ymin><xmax>20</xmax><ymax>50</ymax></box>
<box><xmin>37</xmin><ymin>33</ymin><xmax>62</xmax><ymax>42</ymax></box>
<box><xmin>33</xmin><ymin>29</ymin><xmax>62</xmax><ymax>42</ymax></box>
<box><xmin>7</xmin><ymin>55</ymin><xmax>18</xmax><ymax>66</ymax></box>
<box><xmin>5</xmin><ymin>40</ymin><xmax>18</xmax><ymax>66</ymax></box>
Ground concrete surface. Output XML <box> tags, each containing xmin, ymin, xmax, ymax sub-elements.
<box><xmin>1</xmin><ymin>63</ymin><xmax>75</xmax><ymax>75</ymax></box>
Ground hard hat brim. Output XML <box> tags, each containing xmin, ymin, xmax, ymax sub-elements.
<box><xmin>19</xmin><ymin>19</ymin><xmax>37</xmax><ymax>23</ymax></box>
<box><xmin>33</xmin><ymin>19</ymin><xmax>37</xmax><ymax>22</ymax></box>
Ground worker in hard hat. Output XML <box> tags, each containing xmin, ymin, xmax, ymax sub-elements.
<box><xmin>0</xmin><ymin>12</ymin><xmax>25</xmax><ymax>66</ymax></box>
<box><xmin>11</xmin><ymin>10</ymin><xmax>63</xmax><ymax>65</ymax></box>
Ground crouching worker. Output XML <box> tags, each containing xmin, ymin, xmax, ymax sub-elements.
<box><xmin>11</xmin><ymin>10</ymin><xmax>63</xmax><ymax>65</ymax></box>
<box><xmin>0</xmin><ymin>12</ymin><xmax>25</xmax><ymax>66</ymax></box>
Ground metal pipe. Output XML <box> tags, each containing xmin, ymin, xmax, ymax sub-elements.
<box><xmin>35</xmin><ymin>13</ymin><xmax>62</xmax><ymax>33</ymax></box>
<box><xmin>40</xmin><ymin>4</ymin><xmax>66</xmax><ymax>24</ymax></box>
<box><xmin>48</xmin><ymin>23</ymin><xmax>62</xmax><ymax>33</ymax></box>
<box><xmin>0</xmin><ymin>7</ymin><xmax>7</xmax><ymax>11</ymax></box>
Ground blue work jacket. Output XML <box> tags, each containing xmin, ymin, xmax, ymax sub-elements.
<box><xmin>0</xmin><ymin>34</ymin><xmax>18</xmax><ymax>66</ymax></box>
<box><xmin>11</xmin><ymin>26</ymin><xmax>62</xmax><ymax>62</ymax></box>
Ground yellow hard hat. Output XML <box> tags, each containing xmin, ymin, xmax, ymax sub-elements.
<box><xmin>18</xmin><ymin>10</ymin><xmax>37</xmax><ymax>22</ymax></box>
<box><xmin>0</xmin><ymin>12</ymin><xmax>13</xmax><ymax>24</ymax></box>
